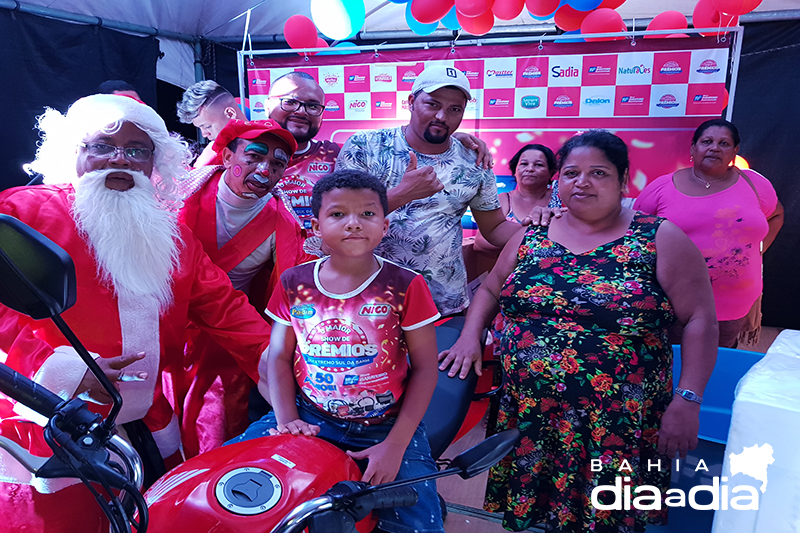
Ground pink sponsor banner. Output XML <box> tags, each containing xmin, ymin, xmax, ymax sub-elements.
<box><xmin>396</xmin><ymin>63</ymin><xmax>424</xmax><ymax>91</ymax></box>
<box><xmin>344</xmin><ymin>65</ymin><xmax>370</xmax><ymax>92</ymax></box>
<box><xmin>455</xmin><ymin>59</ymin><xmax>484</xmax><ymax>90</ymax></box>
<box><xmin>483</xmin><ymin>88</ymin><xmax>515</xmax><ymax>118</ymax></box>
<box><xmin>686</xmin><ymin>83</ymin><xmax>727</xmax><ymax>116</ymax></box>
<box><xmin>323</xmin><ymin>93</ymin><xmax>345</xmax><ymax>120</ymax></box>
<box><xmin>652</xmin><ymin>51</ymin><xmax>692</xmax><ymax>84</ymax></box>
<box><xmin>516</xmin><ymin>56</ymin><xmax>548</xmax><ymax>87</ymax></box>
<box><xmin>582</xmin><ymin>54</ymin><xmax>618</xmax><ymax>86</ymax></box>
<box><xmin>247</xmin><ymin>69</ymin><xmax>270</xmax><ymax>96</ymax></box>
<box><xmin>547</xmin><ymin>87</ymin><xmax>581</xmax><ymax>117</ymax></box>
<box><xmin>614</xmin><ymin>85</ymin><xmax>652</xmax><ymax>116</ymax></box>
<box><xmin>371</xmin><ymin>92</ymin><xmax>397</xmax><ymax>119</ymax></box>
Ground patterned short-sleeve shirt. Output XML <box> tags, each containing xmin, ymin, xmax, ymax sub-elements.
<box><xmin>337</xmin><ymin>126</ymin><xmax>501</xmax><ymax>315</ymax></box>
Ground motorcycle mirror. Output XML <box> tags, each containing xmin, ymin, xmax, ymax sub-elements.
<box><xmin>0</xmin><ymin>215</ymin><xmax>76</xmax><ymax>319</ymax></box>
<box><xmin>449</xmin><ymin>428</ymin><xmax>520</xmax><ymax>479</ymax></box>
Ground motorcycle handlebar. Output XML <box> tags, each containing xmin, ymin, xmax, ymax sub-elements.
<box><xmin>368</xmin><ymin>485</ymin><xmax>418</xmax><ymax>510</ymax></box>
<box><xmin>0</xmin><ymin>363</ymin><xmax>63</xmax><ymax>418</ymax></box>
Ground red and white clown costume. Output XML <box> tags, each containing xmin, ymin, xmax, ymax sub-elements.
<box><xmin>0</xmin><ymin>94</ymin><xmax>272</xmax><ymax>532</ymax></box>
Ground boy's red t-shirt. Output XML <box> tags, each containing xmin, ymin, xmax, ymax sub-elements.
<box><xmin>267</xmin><ymin>256</ymin><xmax>440</xmax><ymax>420</ymax></box>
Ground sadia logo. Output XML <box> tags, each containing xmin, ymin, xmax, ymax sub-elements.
<box><xmin>402</xmin><ymin>70</ymin><xmax>418</xmax><ymax>83</ymax></box>
<box><xmin>308</xmin><ymin>162</ymin><xmax>333</xmax><ymax>174</ymax></box>
<box><xmin>522</xmin><ymin>66</ymin><xmax>542</xmax><ymax>79</ymax></box>
<box><xmin>290</xmin><ymin>304</ymin><xmax>315</xmax><ymax>319</ymax></box>
<box><xmin>252</xmin><ymin>102</ymin><xmax>265</xmax><ymax>114</ymax></box>
<box><xmin>374</xmin><ymin>73</ymin><xmax>392</xmax><ymax>83</ymax></box>
<box><xmin>590</xmin><ymin>444</ymin><xmax>774</xmax><ymax>511</ymax></box>
<box><xmin>520</xmin><ymin>95</ymin><xmax>540</xmax><ymax>109</ymax></box>
<box><xmin>697</xmin><ymin>59</ymin><xmax>721</xmax><ymax>74</ymax></box>
<box><xmin>359</xmin><ymin>304</ymin><xmax>390</xmax><ymax>316</ymax></box>
<box><xmin>349</xmin><ymin>100</ymin><xmax>367</xmax><ymax>109</ymax></box>
<box><xmin>487</xmin><ymin>69</ymin><xmax>513</xmax><ymax>78</ymax></box>
<box><xmin>324</xmin><ymin>73</ymin><xmax>339</xmax><ymax>86</ymax></box>
<box><xmin>657</xmin><ymin>94</ymin><xmax>680</xmax><ymax>108</ymax></box>
<box><xmin>325</xmin><ymin>100</ymin><xmax>340</xmax><ymax>112</ymax></box>
<box><xmin>551</xmin><ymin>65</ymin><xmax>580</xmax><ymax>78</ymax></box>
<box><xmin>584</xmin><ymin>96</ymin><xmax>611</xmax><ymax>107</ymax></box>
<box><xmin>660</xmin><ymin>60</ymin><xmax>682</xmax><ymax>75</ymax></box>
<box><xmin>553</xmin><ymin>95</ymin><xmax>573</xmax><ymax>108</ymax></box>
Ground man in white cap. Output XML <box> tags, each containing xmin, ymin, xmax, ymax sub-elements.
<box><xmin>337</xmin><ymin>65</ymin><xmax>524</xmax><ymax>321</ymax></box>
<box><xmin>0</xmin><ymin>94</ymin><xmax>273</xmax><ymax>532</ymax></box>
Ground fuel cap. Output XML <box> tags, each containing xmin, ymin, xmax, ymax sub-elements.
<box><xmin>215</xmin><ymin>467</ymin><xmax>283</xmax><ymax>515</ymax></box>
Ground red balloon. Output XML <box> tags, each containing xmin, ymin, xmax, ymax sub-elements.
<box><xmin>411</xmin><ymin>0</ymin><xmax>455</xmax><ymax>24</ymax></box>
<box><xmin>493</xmin><ymin>0</ymin><xmax>525</xmax><ymax>20</ymax></box>
<box><xmin>302</xmin><ymin>37</ymin><xmax>329</xmax><ymax>56</ymax></box>
<box><xmin>457</xmin><ymin>9</ymin><xmax>495</xmax><ymax>35</ymax></box>
<box><xmin>711</xmin><ymin>0</ymin><xmax>762</xmax><ymax>15</ymax></box>
<box><xmin>525</xmin><ymin>0</ymin><xmax>559</xmax><ymax>17</ymax></box>
<box><xmin>598</xmin><ymin>0</ymin><xmax>626</xmax><ymax>8</ymax></box>
<box><xmin>456</xmin><ymin>0</ymin><xmax>495</xmax><ymax>18</ymax></box>
<box><xmin>554</xmin><ymin>4</ymin><xmax>590</xmax><ymax>32</ymax></box>
<box><xmin>693</xmin><ymin>0</ymin><xmax>738</xmax><ymax>36</ymax></box>
<box><xmin>645</xmin><ymin>10</ymin><xmax>688</xmax><ymax>38</ymax></box>
<box><xmin>284</xmin><ymin>15</ymin><xmax>318</xmax><ymax>50</ymax></box>
<box><xmin>580</xmin><ymin>8</ymin><xmax>626</xmax><ymax>41</ymax></box>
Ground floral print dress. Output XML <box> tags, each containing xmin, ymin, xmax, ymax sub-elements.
<box><xmin>485</xmin><ymin>213</ymin><xmax>675</xmax><ymax>533</ymax></box>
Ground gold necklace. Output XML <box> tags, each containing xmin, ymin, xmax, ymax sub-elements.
<box><xmin>691</xmin><ymin>167</ymin><xmax>728</xmax><ymax>189</ymax></box>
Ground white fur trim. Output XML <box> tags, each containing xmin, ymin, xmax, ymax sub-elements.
<box><xmin>151</xmin><ymin>414</ymin><xmax>181</xmax><ymax>459</ymax></box>
<box><xmin>116</xmin><ymin>292</ymin><xmax>160</xmax><ymax>424</ymax></box>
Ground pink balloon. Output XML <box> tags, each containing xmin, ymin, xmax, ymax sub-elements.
<box><xmin>411</xmin><ymin>0</ymin><xmax>455</xmax><ymax>24</ymax></box>
<box><xmin>580</xmin><ymin>8</ymin><xmax>627</xmax><ymax>41</ymax></box>
<box><xmin>554</xmin><ymin>4</ymin><xmax>590</xmax><ymax>32</ymax></box>
<box><xmin>457</xmin><ymin>8</ymin><xmax>495</xmax><ymax>35</ymax></box>
<box><xmin>525</xmin><ymin>0</ymin><xmax>559</xmax><ymax>17</ymax></box>
<box><xmin>492</xmin><ymin>0</ymin><xmax>524</xmax><ymax>20</ymax></box>
<box><xmin>283</xmin><ymin>15</ymin><xmax>318</xmax><ymax>50</ymax></box>
<box><xmin>693</xmin><ymin>0</ymin><xmax>738</xmax><ymax>36</ymax></box>
<box><xmin>456</xmin><ymin>0</ymin><xmax>495</xmax><ymax>18</ymax></box>
<box><xmin>711</xmin><ymin>0</ymin><xmax>762</xmax><ymax>15</ymax></box>
<box><xmin>645</xmin><ymin>10</ymin><xmax>688</xmax><ymax>38</ymax></box>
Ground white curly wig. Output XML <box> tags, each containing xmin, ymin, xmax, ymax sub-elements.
<box><xmin>27</xmin><ymin>94</ymin><xmax>191</xmax><ymax>205</ymax></box>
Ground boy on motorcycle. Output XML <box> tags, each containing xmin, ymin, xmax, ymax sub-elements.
<box><xmin>230</xmin><ymin>169</ymin><xmax>445</xmax><ymax>533</ymax></box>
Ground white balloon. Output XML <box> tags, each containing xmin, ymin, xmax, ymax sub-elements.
<box><xmin>310</xmin><ymin>0</ymin><xmax>364</xmax><ymax>41</ymax></box>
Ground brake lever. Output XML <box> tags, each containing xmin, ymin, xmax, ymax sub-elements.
<box><xmin>0</xmin><ymin>436</ymin><xmax>49</xmax><ymax>474</ymax></box>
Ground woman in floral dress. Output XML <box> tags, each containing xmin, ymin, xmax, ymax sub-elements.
<box><xmin>439</xmin><ymin>130</ymin><xmax>718</xmax><ymax>532</ymax></box>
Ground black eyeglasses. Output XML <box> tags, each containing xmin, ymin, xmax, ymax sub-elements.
<box><xmin>276</xmin><ymin>97</ymin><xmax>325</xmax><ymax>116</ymax></box>
<box><xmin>79</xmin><ymin>142</ymin><xmax>154</xmax><ymax>163</ymax></box>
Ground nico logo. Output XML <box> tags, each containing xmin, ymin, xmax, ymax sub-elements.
<box><xmin>520</xmin><ymin>95</ymin><xmax>540</xmax><ymax>109</ymax></box>
<box><xmin>290</xmin><ymin>304</ymin><xmax>315</xmax><ymax>319</ymax></box>
<box><xmin>359</xmin><ymin>304</ymin><xmax>390</xmax><ymax>316</ymax></box>
<box><xmin>349</xmin><ymin>100</ymin><xmax>367</xmax><ymax>109</ymax></box>
<box><xmin>308</xmin><ymin>162</ymin><xmax>333</xmax><ymax>173</ymax></box>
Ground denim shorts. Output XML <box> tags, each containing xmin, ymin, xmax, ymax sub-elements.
<box><xmin>229</xmin><ymin>397</ymin><xmax>445</xmax><ymax>533</ymax></box>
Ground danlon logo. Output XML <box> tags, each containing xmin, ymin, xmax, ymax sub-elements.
<box><xmin>487</xmin><ymin>69</ymin><xmax>514</xmax><ymax>78</ymax></box>
<box><xmin>252</xmin><ymin>102</ymin><xmax>265</xmax><ymax>114</ymax></box>
<box><xmin>522</xmin><ymin>66</ymin><xmax>542</xmax><ymax>79</ymax></box>
<box><xmin>359</xmin><ymin>304</ymin><xmax>390</xmax><ymax>316</ymax></box>
<box><xmin>591</xmin><ymin>443</ymin><xmax>774</xmax><ymax>511</ymax></box>
<box><xmin>553</xmin><ymin>94</ymin><xmax>574</xmax><ymax>108</ymax></box>
<box><xmin>587</xmin><ymin>66</ymin><xmax>611</xmax><ymax>75</ymax></box>
<box><xmin>520</xmin><ymin>95</ymin><xmax>540</xmax><ymax>109</ymax></box>
<box><xmin>657</xmin><ymin>94</ymin><xmax>680</xmax><ymax>108</ymax></box>
<box><xmin>348</xmin><ymin>75</ymin><xmax>366</xmax><ymax>82</ymax></box>
<box><xmin>584</xmin><ymin>96</ymin><xmax>611</xmax><ymax>106</ymax></box>
<box><xmin>324</xmin><ymin>73</ymin><xmax>339</xmax><ymax>86</ymax></box>
<box><xmin>489</xmin><ymin>98</ymin><xmax>510</xmax><ymax>107</ymax></box>
<box><xmin>349</xmin><ymin>100</ymin><xmax>367</xmax><ymax>109</ymax></box>
<box><xmin>693</xmin><ymin>94</ymin><xmax>719</xmax><ymax>103</ymax></box>
<box><xmin>290</xmin><ymin>304</ymin><xmax>315</xmax><ymax>319</ymax></box>
<box><xmin>621</xmin><ymin>96</ymin><xmax>645</xmax><ymax>104</ymax></box>
<box><xmin>402</xmin><ymin>70</ymin><xmax>418</xmax><ymax>83</ymax></box>
<box><xmin>551</xmin><ymin>65</ymin><xmax>580</xmax><ymax>78</ymax></box>
<box><xmin>374</xmin><ymin>73</ymin><xmax>392</xmax><ymax>83</ymax></box>
<box><xmin>660</xmin><ymin>60</ymin><xmax>682</xmax><ymax>75</ymax></box>
<box><xmin>325</xmin><ymin>100</ymin><xmax>340</xmax><ymax>112</ymax></box>
<box><xmin>375</xmin><ymin>101</ymin><xmax>393</xmax><ymax>109</ymax></box>
<box><xmin>697</xmin><ymin>59</ymin><xmax>721</xmax><ymax>74</ymax></box>
<box><xmin>308</xmin><ymin>162</ymin><xmax>333</xmax><ymax>174</ymax></box>
<box><xmin>618</xmin><ymin>65</ymin><xmax>651</xmax><ymax>75</ymax></box>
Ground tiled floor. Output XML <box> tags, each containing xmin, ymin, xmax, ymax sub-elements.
<box><xmin>437</xmin><ymin>327</ymin><xmax>785</xmax><ymax>532</ymax></box>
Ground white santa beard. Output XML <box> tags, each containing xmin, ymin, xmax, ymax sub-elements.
<box><xmin>72</xmin><ymin>169</ymin><xmax>182</xmax><ymax>314</ymax></box>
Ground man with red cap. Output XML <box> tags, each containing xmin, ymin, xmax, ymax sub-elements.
<box><xmin>0</xmin><ymin>94</ymin><xmax>274</xmax><ymax>532</ymax></box>
<box><xmin>173</xmin><ymin>119</ymin><xmax>315</xmax><ymax>456</ymax></box>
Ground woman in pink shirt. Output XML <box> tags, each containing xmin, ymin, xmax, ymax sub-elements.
<box><xmin>634</xmin><ymin>119</ymin><xmax>784</xmax><ymax>347</ymax></box>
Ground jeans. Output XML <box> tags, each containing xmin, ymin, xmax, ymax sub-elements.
<box><xmin>229</xmin><ymin>397</ymin><xmax>445</xmax><ymax>533</ymax></box>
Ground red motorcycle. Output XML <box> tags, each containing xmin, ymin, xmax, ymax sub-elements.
<box><xmin>0</xmin><ymin>215</ymin><xmax>516</xmax><ymax>533</ymax></box>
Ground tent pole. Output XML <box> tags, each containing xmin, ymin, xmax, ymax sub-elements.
<box><xmin>194</xmin><ymin>42</ymin><xmax>204</xmax><ymax>83</ymax></box>
<box><xmin>726</xmin><ymin>26</ymin><xmax>745</xmax><ymax>121</ymax></box>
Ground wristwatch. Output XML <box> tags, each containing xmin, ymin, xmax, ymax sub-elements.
<box><xmin>674</xmin><ymin>387</ymin><xmax>703</xmax><ymax>404</ymax></box>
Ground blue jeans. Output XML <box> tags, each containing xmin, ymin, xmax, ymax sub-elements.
<box><xmin>229</xmin><ymin>397</ymin><xmax>445</xmax><ymax>533</ymax></box>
